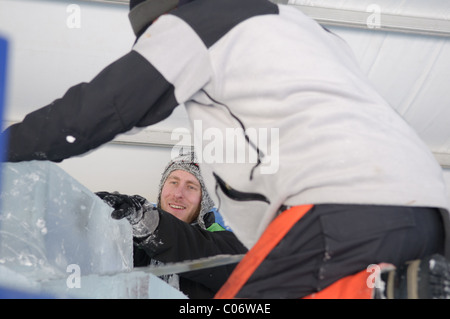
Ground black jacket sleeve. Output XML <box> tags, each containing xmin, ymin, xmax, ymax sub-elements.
<box><xmin>134</xmin><ymin>210</ymin><xmax>247</xmax><ymax>292</ymax></box>
<box><xmin>3</xmin><ymin>50</ymin><xmax>178</xmax><ymax>162</ymax></box>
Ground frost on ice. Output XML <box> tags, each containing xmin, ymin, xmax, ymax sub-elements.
<box><xmin>0</xmin><ymin>161</ymin><xmax>186</xmax><ymax>298</ymax></box>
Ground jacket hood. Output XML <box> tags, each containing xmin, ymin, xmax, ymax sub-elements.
<box><xmin>129</xmin><ymin>0</ymin><xmax>196</xmax><ymax>36</ymax></box>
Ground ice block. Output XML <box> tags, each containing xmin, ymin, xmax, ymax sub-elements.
<box><xmin>40</xmin><ymin>269</ymin><xmax>187</xmax><ymax>299</ymax></box>
<box><xmin>0</xmin><ymin>161</ymin><xmax>187</xmax><ymax>298</ymax></box>
<box><xmin>0</xmin><ymin>161</ymin><xmax>133</xmax><ymax>282</ymax></box>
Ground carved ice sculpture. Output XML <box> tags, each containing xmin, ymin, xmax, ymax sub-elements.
<box><xmin>0</xmin><ymin>161</ymin><xmax>186</xmax><ymax>298</ymax></box>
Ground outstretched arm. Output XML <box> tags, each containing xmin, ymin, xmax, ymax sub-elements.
<box><xmin>3</xmin><ymin>50</ymin><xmax>178</xmax><ymax>162</ymax></box>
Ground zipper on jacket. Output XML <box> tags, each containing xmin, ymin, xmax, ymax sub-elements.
<box><xmin>200</xmin><ymin>89</ymin><xmax>264</xmax><ymax>181</ymax></box>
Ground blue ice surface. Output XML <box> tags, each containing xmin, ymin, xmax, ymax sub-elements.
<box><xmin>0</xmin><ymin>35</ymin><xmax>7</xmax><ymax>165</ymax></box>
<box><xmin>0</xmin><ymin>286</ymin><xmax>55</xmax><ymax>299</ymax></box>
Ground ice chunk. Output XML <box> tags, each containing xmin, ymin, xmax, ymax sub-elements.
<box><xmin>0</xmin><ymin>262</ymin><xmax>187</xmax><ymax>299</ymax></box>
<box><xmin>0</xmin><ymin>161</ymin><xmax>133</xmax><ymax>289</ymax></box>
<box><xmin>41</xmin><ymin>269</ymin><xmax>187</xmax><ymax>299</ymax></box>
<box><xmin>0</xmin><ymin>161</ymin><xmax>187</xmax><ymax>299</ymax></box>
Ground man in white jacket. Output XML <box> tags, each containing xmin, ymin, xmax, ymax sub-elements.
<box><xmin>3</xmin><ymin>0</ymin><xmax>450</xmax><ymax>298</ymax></box>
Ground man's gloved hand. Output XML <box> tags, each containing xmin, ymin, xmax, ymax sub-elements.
<box><xmin>96</xmin><ymin>191</ymin><xmax>159</xmax><ymax>238</ymax></box>
<box><xmin>96</xmin><ymin>191</ymin><xmax>146</xmax><ymax>225</ymax></box>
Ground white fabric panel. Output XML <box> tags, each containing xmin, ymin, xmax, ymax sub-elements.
<box><xmin>133</xmin><ymin>14</ymin><xmax>212</xmax><ymax>104</ymax></box>
<box><xmin>327</xmin><ymin>26</ymin><xmax>450</xmax><ymax>155</ymax></box>
<box><xmin>284</xmin><ymin>1</ymin><xmax>450</xmax><ymax>157</ymax></box>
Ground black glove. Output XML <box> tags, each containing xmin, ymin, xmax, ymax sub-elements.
<box><xmin>96</xmin><ymin>191</ymin><xmax>160</xmax><ymax>238</ymax></box>
<box><xmin>96</xmin><ymin>191</ymin><xmax>147</xmax><ymax>225</ymax></box>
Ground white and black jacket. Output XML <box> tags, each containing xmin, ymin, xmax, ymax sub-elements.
<box><xmin>4</xmin><ymin>0</ymin><xmax>450</xmax><ymax>250</ymax></box>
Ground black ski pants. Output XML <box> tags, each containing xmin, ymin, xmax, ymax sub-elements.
<box><xmin>237</xmin><ymin>204</ymin><xmax>447</xmax><ymax>298</ymax></box>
